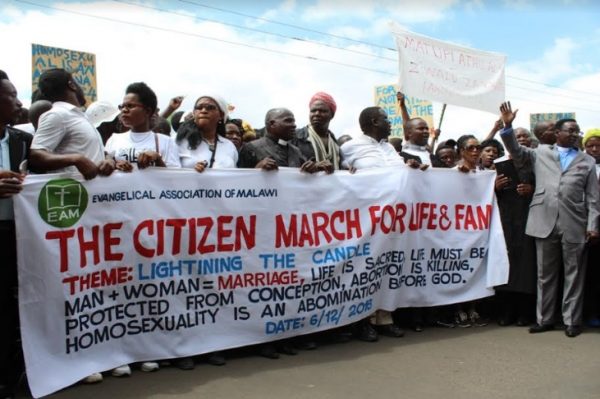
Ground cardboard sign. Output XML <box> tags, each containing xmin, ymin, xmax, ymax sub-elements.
<box><xmin>31</xmin><ymin>43</ymin><xmax>97</xmax><ymax>105</ymax></box>
<box><xmin>374</xmin><ymin>84</ymin><xmax>434</xmax><ymax>137</ymax></box>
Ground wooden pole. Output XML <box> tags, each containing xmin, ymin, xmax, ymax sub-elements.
<box><xmin>438</xmin><ymin>103</ymin><xmax>447</xmax><ymax>130</ymax></box>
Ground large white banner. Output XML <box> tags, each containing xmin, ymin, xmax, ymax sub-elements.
<box><xmin>14</xmin><ymin>167</ymin><xmax>508</xmax><ymax>397</ymax></box>
<box><xmin>390</xmin><ymin>24</ymin><xmax>506</xmax><ymax>113</ymax></box>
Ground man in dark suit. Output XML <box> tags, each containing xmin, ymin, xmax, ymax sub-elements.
<box><xmin>499</xmin><ymin>102</ymin><xmax>600</xmax><ymax>338</ymax></box>
<box><xmin>0</xmin><ymin>70</ymin><xmax>32</xmax><ymax>398</ymax></box>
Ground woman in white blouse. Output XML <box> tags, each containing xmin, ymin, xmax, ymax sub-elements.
<box><xmin>105</xmin><ymin>82</ymin><xmax>181</xmax><ymax>170</ymax></box>
<box><xmin>176</xmin><ymin>95</ymin><xmax>238</xmax><ymax>171</ymax></box>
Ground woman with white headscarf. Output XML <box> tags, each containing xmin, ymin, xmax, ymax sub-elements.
<box><xmin>176</xmin><ymin>95</ymin><xmax>238</xmax><ymax>171</ymax></box>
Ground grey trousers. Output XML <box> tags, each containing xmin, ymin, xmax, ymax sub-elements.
<box><xmin>535</xmin><ymin>226</ymin><xmax>587</xmax><ymax>326</ymax></box>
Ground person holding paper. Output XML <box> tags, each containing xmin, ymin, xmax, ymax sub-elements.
<box><xmin>499</xmin><ymin>102</ymin><xmax>600</xmax><ymax>337</ymax></box>
<box><xmin>494</xmin><ymin>128</ymin><xmax>537</xmax><ymax>326</ymax></box>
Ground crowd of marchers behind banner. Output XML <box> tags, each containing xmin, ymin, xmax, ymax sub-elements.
<box><xmin>1</xmin><ymin>67</ymin><xmax>599</xmax><ymax>398</ymax></box>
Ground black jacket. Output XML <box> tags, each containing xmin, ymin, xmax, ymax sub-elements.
<box><xmin>5</xmin><ymin>126</ymin><xmax>32</xmax><ymax>172</ymax></box>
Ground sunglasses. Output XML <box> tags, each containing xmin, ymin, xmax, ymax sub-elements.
<box><xmin>465</xmin><ymin>145</ymin><xmax>482</xmax><ymax>152</ymax></box>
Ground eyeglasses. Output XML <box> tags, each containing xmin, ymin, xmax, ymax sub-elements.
<box><xmin>465</xmin><ymin>145</ymin><xmax>482</xmax><ymax>152</ymax></box>
<box><xmin>118</xmin><ymin>103</ymin><xmax>144</xmax><ymax>111</ymax></box>
<box><xmin>195</xmin><ymin>104</ymin><xmax>218</xmax><ymax>112</ymax></box>
<box><xmin>559</xmin><ymin>128</ymin><xmax>581</xmax><ymax>135</ymax></box>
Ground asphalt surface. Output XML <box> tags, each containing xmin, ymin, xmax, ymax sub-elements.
<box><xmin>16</xmin><ymin>324</ymin><xmax>600</xmax><ymax>399</ymax></box>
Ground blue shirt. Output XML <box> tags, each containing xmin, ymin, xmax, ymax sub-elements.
<box><xmin>500</xmin><ymin>126</ymin><xmax>578</xmax><ymax>171</ymax></box>
<box><xmin>557</xmin><ymin>146</ymin><xmax>578</xmax><ymax>171</ymax></box>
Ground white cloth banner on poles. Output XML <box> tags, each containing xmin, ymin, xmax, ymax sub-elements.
<box><xmin>390</xmin><ymin>23</ymin><xmax>506</xmax><ymax>113</ymax></box>
<box><xmin>14</xmin><ymin>167</ymin><xmax>508</xmax><ymax>397</ymax></box>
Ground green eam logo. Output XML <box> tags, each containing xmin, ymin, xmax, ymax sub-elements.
<box><xmin>38</xmin><ymin>178</ymin><xmax>88</xmax><ymax>227</ymax></box>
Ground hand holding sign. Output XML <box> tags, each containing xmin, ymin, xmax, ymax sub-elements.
<box><xmin>0</xmin><ymin>170</ymin><xmax>24</xmax><ymax>198</ymax></box>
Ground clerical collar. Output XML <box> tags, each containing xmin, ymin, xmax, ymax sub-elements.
<box><xmin>267</xmin><ymin>133</ymin><xmax>289</xmax><ymax>146</ymax></box>
<box><xmin>404</xmin><ymin>143</ymin><xmax>428</xmax><ymax>151</ymax></box>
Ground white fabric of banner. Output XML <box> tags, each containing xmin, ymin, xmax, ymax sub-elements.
<box><xmin>14</xmin><ymin>167</ymin><xmax>508</xmax><ymax>397</ymax></box>
<box><xmin>390</xmin><ymin>25</ymin><xmax>506</xmax><ymax>113</ymax></box>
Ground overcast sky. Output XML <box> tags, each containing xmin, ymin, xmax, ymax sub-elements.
<box><xmin>2</xmin><ymin>0</ymin><xmax>600</xmax><ymax>141</ymax></box>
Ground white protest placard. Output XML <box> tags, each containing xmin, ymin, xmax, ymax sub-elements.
<box><xmin>390</xmin><ymin>24</ymin><xmax>506</xmax><ymax>113</ymax></box>
<box><xmin>14</xmin><ymin>168</ymin><xmax>508</xmax><ymax>397</ymax></box>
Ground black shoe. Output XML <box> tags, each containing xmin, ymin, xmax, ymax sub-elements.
<box><xmin>516</xmin><ymin>316</ymin><xmax>531</xmax><ymax>327</ymax></box>
<box><xmin>206</xmin><ymin>352</ymin><xmax>226</xmax><ymax>366</ymax></box>
<box><xmin>377</xmin><ymin>324</ymin><xmax>405</xmax><ymax>338</ymax></box>
<box><xmin>296</xmin><ymin>340</ymin><xmax>318</xmax><ymax>350</ymax></box>
<box><xmin>355</xmin><ymin>322</ymin><xmax>378</xmax><ymax>342</ymax></box>
<box><xmin>173</xmin><ymin>357</ymin><xmax>195</xmax><ymax>370</ymax></box>
<box><xmin>259</xmin><ymin>344</ymin><xmax>280</xmax><ymax>359</ymax></box>
<box><xmin>330</xmin><ymin>331</ymin><xmax>352</xmax><ymax>343</ymax></box>
<box><xmin>565</xmin><ymin>325</ymin><xmax>582</xmax><ymax>338</ymax></box>
<box><xmin>529</xmin><ymin>324</ymin><xmax>554</xmax><ymax>334</ymax></box>
<box><xmin>498</xmin><ymin>317</ymin><xmax>514</xmax><ymax>326</ymax></box>
<box><xmin>0</xmin><ymin>385</ymin><xmax>14</xmax><ymax>399</ymax></box>
<box><xmin>413</xmin><ymin>323</ymin><xmax>424</xmax><ymax>332</ymax></box>
<box><xmin>278</xmin><ymin>343</ymin><xmax>298</xmax><ymax>356</ymax></box>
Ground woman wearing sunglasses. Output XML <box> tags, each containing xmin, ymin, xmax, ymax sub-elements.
<box><xmin>176</xmin><ymin>95</ymin><xmax>238</xmax><ymax>171</ymax></box>
<box><xmin>451</xmin><ymin>135</ymin><xmax>491</xmax><ymax>327</ymax></box>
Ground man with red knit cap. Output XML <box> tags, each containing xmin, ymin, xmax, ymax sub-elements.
<box><xmin>292</xmin><ymin>92</ymin><xmax>340</xmax><ymax>170</ymax></box>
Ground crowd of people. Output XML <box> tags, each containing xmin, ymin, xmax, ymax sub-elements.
<box><xmin>0</xmin><ymin>67</ymin><xmax>599</xmax><ymax>398</ymax></box>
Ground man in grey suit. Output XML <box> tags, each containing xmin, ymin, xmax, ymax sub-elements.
<box><xmin>498</xmin><ymin>102</ymin><xmax>600</xmax><ymax>337</ymax></box>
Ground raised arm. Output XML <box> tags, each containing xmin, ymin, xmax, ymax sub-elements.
<box><xmin>498</xmin><ymin>101</ymin><xmax>535</xmax><ymax>164</ymax></box>
<box><xmin>160</xmin><ymin>96</ymin><xmax>184</xmax><ymax>119</ymax></box>
<box><xmin>483</xmin><ymin>118</ymin><xmax>504</xmax><ymax>141</ymax></box>
<box><xmin>396</xmin><ymin>91</ymin><xmax>411</xmax><ymax>130</ymax></box>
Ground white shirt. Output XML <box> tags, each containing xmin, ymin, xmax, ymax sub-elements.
<box><xmin>31</xmin><ymin>101</ymin><xmax>105</xmax><ymax>173</ymax></box>
<box><xmin>402</xmin><ymin>143</ymin><xmax>432</xmax><ymax>166</ymax></box>
<box><xmin>340</xmin><ymin>134</ymin><xmax>406</xmax><ymax>170</ymax></box>
<box><xmin>12</xmin><ymin>123</ymin><xmax>35</xmax><ymax>134</ymax></box>
<box><xmin>178</xmin><ymin>136</ymin><xmax>238</xmax><ymax>169</ymax></box>
<box><xmin>105</xmin><ymin>131</ymin><xmax>181</xmax><ymax>168</ymax></box>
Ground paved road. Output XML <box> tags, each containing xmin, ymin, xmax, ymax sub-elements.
<box><xmin>19</xmin><ymin>325</ymin><xmax>600</xmax><ymax>399</ymax></box>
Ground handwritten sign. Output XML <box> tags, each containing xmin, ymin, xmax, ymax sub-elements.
<box><xmin>15</xmin><ymin>168</ymin><xmax>508</xmax><ymax>397</ymax></box>
<box><xmin>31</xmin><ymin>43</ymin><xmax>97</xmax><ymax>105</ymax></box>
<box><xmin>390</xmin><ymin>25</ymin><xmax>506</xmax><ymax>114</ymax></box>
<box><xmin>374</xmin><ymin>84</ymin><xmax>434</xmax><ymax>137</ymax></box>
<box><xmin>529</xmin><ymin>112</ymin><xmax>576</xmax><ymax>133</ymax></box>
